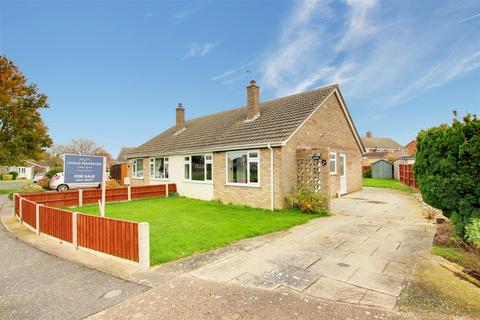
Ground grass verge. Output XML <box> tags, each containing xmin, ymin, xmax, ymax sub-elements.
<box><xmin>363</xmin><ymin>178</ymin><xmax>413</xmax><ymax>193</ymax></box>
<box><xmin>72</xmin><ymin>196</ymin><xmax>325</xmax><ymax>265</ymax></box>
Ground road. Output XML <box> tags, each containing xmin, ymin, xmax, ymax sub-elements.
<box><xmin>0</xmin><ymin>195</ymin><xmax>148</xmax><ymax>320</ymax></box>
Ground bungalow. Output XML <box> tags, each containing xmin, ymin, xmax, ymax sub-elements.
<box><xmin>126</xmin><ymin>81</ymin><xmax>365</xmax><ymax>210</ymax></box>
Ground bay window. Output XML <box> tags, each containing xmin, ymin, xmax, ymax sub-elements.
<box><xmin>184</xmin><ymin>154</ymin><xmax>212</xmax><ymax>182</ymax></box>
<box><xmin>227</xmin><ymin>150</ymin><xmax>259</xmax><ymax>185</ymax></box>
<box><xmin>132</xmin><ymin>159</ymin><xmax>144</xmax><ymax>178</ymax></box>
<box><xmin>149</xmin><ymin>157</ymin><xmax>169</xmax><ymax>179</ymax></box>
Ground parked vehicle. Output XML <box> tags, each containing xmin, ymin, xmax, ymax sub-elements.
<box><xmin>33</xmin><ymin>173</ymin><xmax>45</xmax><ymax>182</ymax></box>
<box><xmin>49</xmin><ymin>172</ymin><xmax>101</xmax><ymax>191</ymax></box>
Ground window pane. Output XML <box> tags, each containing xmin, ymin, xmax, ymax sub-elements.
<box><xmin>249</xmin><ymin>161</ymin><xmax>258</xmax><ymax>183</ymax></box>
<box><xmin>155</xmin><ymin>158</ymin><xmax>164</xmax><ymax>179</ymax></box>
<box><xmin>205</xmin><ymin>155</ymin><xmax>212</xmax><ymax>161</ymax></box>
<box><xmin>184</xmin><ymin>163</ymin><xmax>190</xmax><ymax>179</ymax></box>
<box><xmin>164</xmin><ymin>163</ymin><xmax>169</xmax><ymax>179</ymax></box>
<box><xmin>339</xmin><ymin>155</ymin><xmax>345</xmax><ymax>175</ymax></box>
<box><xmin>329</xmin><ymin>154</ymin><xmax>336</xmax><ymax>173</ymax></box>
<box><xmin>136</xmin><ymin>159</ymin><xmax>144</xmax><ymax>177</ymax></box>
<box><xmin>206</xmin><ymin>163</ymin><xmax>212</xmax><ymax>181</ymax></box>
<box><xmin>228</xmin><ymin>152</ymin><xmax>248</xmax><ymax>183</ymax></box>
<box><xmin>249</xmin><ymin>152</ymin><xmax>258</xmax><ymax>158</ymax></box>
<box><xmin>191</xmin><ymin>156</ymin><xmax>205</xmax><ymax>181</ymax></box>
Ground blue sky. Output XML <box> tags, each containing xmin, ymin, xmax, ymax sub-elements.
<box><xmin>1</xmin><ymin>0</ymin><xmax>479</xmax><ymax>157</ymax></box>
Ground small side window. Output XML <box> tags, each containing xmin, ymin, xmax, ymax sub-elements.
<box><xmin>329</xmin><ymin>152</ymin><xmax>337</xmax><ymax>175</ymax></box>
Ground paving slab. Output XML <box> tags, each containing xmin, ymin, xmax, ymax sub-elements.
<box><xmin>304</xmin><ymin>276</ymin><xmax>366</xmax><ymax>304</ymax></box>
<box><xmin>347</xmin><ymin>268</ymin><xmax>405</xmax><ymax>296</ymax></box>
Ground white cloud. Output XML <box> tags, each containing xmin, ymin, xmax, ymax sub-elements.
<box><xmin>184</xmin><ymin>42</ymin><xmax>219</xmax><ymax>59</ymax></box>
<box><xmin>458</xmin><ymin>12</ymin><xmax>480</xmax><ymax>23</ymax></box>
<box><xmin>174</xmin><ymin>7</ymin><xmax>200</xmax><ymax>20</ymax></box>
<box><xmin>259</xmin><ymin>0</ymin><xmax>480</xmax><ymax>106</ymax></box>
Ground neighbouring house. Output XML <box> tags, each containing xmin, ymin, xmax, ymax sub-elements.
<box><xmin>110</xmin><ymin>147</ymin><xmax>135</xmax><ymax>184</ymax></box>
<box><xmin>404</xmin><ymin>139</ymin><xmax>416</xmax><ymax>156</ymax></box>
<box><xmin>0</xmin><ymin>160</ymin><xmax>50</xmax><ymax>179</ymax></box>
<box><xmin>361</xmin><ymin>131</ymin><xmax>406</xmax><ymax>167</ymax></box>
<box><xmin>371</xmin><ymin>159</ymin><xmax>393</xmax><ymax>179</ymax></box>
<box><xmin>125</xmin><ymin>81</ymin><xmax>365</xmax><ymax>210</ymax></box>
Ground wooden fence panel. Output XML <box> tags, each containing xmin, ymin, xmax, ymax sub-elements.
<box><xmin>77</xmin><ymin>214</ymin><xmax>139</xmax><ymax>262</ymax></box>
<box><xmin>22</xmin><ymin>199</ymin><xmax>37</xmax><ymax>229</ymax></box>
<box><xmin>14</xmin><ymin>194</ymin><xmax>20</xmax><ymax>216</ymax></box>
<box><xmin>399</xmin><ymin>164</ymin><xmax>417</xmax><ymax>188</ymax></box>
<box><xmin>23</xmin><ymin>190</ymin><xmax>79</xmax><ymax>208</ymax></box>
<box><xmin>131</xmin><ymin>184</ymin><xmax>169</xmax><ymax>199</ymax></box>
<box><xmin>39</xmin><ymin>206</ymin><xmax>73</xmax><ymax>242</ymax></box>
<box><xmin>82</xmin><ymin>189</ymin><xmax>102</xmax><ymax>205</ymax></box>
<box><xmin>106</xmin><ymin>187</ymin><xmax>129</xmax><ymax>202</ymax></box>
<box><xmin>167</xmin><ymin>183</ymin><xmax>177</xmax><ymax>193</ymax></box>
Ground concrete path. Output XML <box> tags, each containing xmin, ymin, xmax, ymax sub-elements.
<box><xmin>189</xmin><ymin>188</ymin><xmax>436</xmax><ymax>310</ymax></box>
<box><xmin>0</xmin><ymin>195</ymin><xmax>148</xmax><ymax>320</ymax></box>
<box><xmin>0</xmin><ymin>180</ymin><xmax>31</xmax><ymax>190</ymax></box>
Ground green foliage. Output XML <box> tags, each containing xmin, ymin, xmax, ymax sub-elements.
<box><xmin>363</xmin><ymin>169</ymin><xmax>372</xmax><ymax>178</ymax></box>
<box><xmin>2</xmin><ymin>174</ymin><xmax>13</xmax><ymax>180</ymax></box>
<box><xmin>286</xmin><ymin>188</ymin><xmax>329</xmax><ymax>214</ymax></box>
<box><xmin>45</xmin><ymin>166</ymin><xmax>63</xmax><ymax>179</ymax></box>
<box><xmin>465</xmin><ymin>218</ymin><xmax>480</xmax><ymax>249</ymax></box>
<box><xmin>414</xmin><ymin>113</ymin><xmax>480</xmax><ymax>238</ymax></box>
<box><xmin>36</xmin><ymin>177</ymin><xmax>51</xmax><ymax>190</ymax></box>
<box><xmin>0</xmin><ymin>56</ymin><xmax>52</xmax><ymax>165</ymax></box>
<box><xmin>8</xmin><ymin>171</ymin><xmax>18</xmax><ymax>180</ymax></box>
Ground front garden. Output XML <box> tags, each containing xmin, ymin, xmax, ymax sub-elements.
<box><xmin>72</xmin><ymin>196</ymin><xmax>323</xmax><ymax>265</ymax></box>
<box><xmin>362</xmin><ymin>178</ymin><xmax>413</xmax><ymax>193</ymax></box>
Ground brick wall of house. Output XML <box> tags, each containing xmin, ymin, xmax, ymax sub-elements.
<box><xmin>128</xmin><ymin>158</ymin><xmax>150</xmax><ymax>186</ymax></box>
<box><xmin>213</xmin><ymin>147</ymin><xmax>284</xmax><ymax>210</ymax></box>
<box><xmin>281</xmin><ymin>92</ymin><xmax>363</xmax><ymax>203</ymax></box>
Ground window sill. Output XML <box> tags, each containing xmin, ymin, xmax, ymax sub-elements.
<box><xmin>150</xmin><ymin>178</ymin><xmax>169</xmax><ymax>181</ymax></box>
<box><xmin>183</xmin><ymin>180</ymin><xmax>213</xmax><ymax>185</ymax></box>
<box><xmin>225</xmin><ymin>183</ymin><xmax>261</xmax><ymax>188</ymax></box>
<box><xmin>131</xmin><ymin>176</ymin><xmax>144</xmax><ymax>180</ymax></box>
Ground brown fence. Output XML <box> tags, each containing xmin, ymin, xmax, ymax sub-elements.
<box><xmin>11</xmin><ymin>183</ymin><xmax>174</xmax><ymax>269</ymax></box>
<box><xmin>39</xmin><ymin>206</ymin><xmax>73</xmax><ymax>242</ymax></box>
<box><xmin>77</xmin><ymin>214</ymin><xmax>139</xmax><ymax>262</ymax></box>
<box><xmin>21</xmin><ymin>199</ymin><xmax>37</xmax><ymax>229</ymax></box>
<box><xmin>399</xmin><ymin>164</ymin><xmax>417</xmax><ymax>188</ymax></box>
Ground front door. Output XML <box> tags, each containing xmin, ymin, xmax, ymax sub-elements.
<box><xmin>339</xmin><ymin>153</ymin><xmax>347</xmax><ymax>195</ymax></box>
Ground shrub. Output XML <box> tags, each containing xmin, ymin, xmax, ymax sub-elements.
<box><xmin>414</xmin><ymin>112</ymin><xmax>480</xmax><ymax>238</ymax></box>
<box><xmin>36</xmin><ymin>177</ymin><xmax>51</xmax><ymax>190</ymax></box>
<box><xmin>105</xmin><ymin>179</ymin><xmax>121</xmax><ymax>189</ymax></box>
<box><xmin>9</xmin><ymin>183</ymin><xmax>44</xmax><ymax>200</ymax></box>
<box><xmin>465</xmin><ymin>219</ymin><xmax>480</xmax><ymax>249</ymax></box>
<box><xmin>2</xmin><ymin>174</ymin><xmax>13</xmax><ymax>180</ymax></box>
<box><xmin>45</xmin><ymin>166</ymin><xmax>63</xmax><ymax>179</ymax></box>
<box><xmin>286</xmin><ymin>188</ymin><xmax>328</xmax><ymax>214</ymax></box>
<box><xmin>9</xmin><ymin>171</ymin><xmax>18</xmax><ymax>180</ymax></box>
<box><xmin>363</xmin><ymin>169</ymin><xmax>372</xmax><ymax>178</ymax></box>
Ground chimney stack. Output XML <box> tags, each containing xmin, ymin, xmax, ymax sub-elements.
<box><xmin>246</xmin><ymin>80</ymin><xmax>260</xmax><ymax>121</ymax></box>
<box><xmin>176</xmin><ymin>103</ymin><xmax>185</xmax><ymax>132</ymax></box>
<box><xmin>366</xmin><ymin>131</ymin><xmax>372</xmax><ymax>138</ymax></box>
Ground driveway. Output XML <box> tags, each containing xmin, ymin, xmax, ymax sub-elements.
<box><xmin>0</xmin><ymin>195</ymin><xmax>148</xmax><ymax>320</ymax></box>
<box><xmin>190</xmin><ymin>188</ymin><xmax>436</xmax><ymax>310</ymax></box>
<box><xmin>0</xmin><ymin>180</ymin><xmax>31</xmax><ymax>189</ymax></box>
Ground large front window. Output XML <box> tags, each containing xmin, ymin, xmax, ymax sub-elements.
<box><xmin>132</xmin><ymin>159</ymin><xmax>144</xmax><ymax>178</ymax></box>
<box><xmin>149</xmin><ymin>157</ymin><xmax>169</xmax><ymax>179</ymax></box>
<box><xmin>184</xmin><ymin>155</ymin><xmax>212</xmax><ymax>182</ymax></box>
<box><xmin>227</xmin><ymin>150</ymin><xmax>259</xmax><ymax>185</ymax></box>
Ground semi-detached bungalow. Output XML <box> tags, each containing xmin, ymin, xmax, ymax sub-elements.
<box><xmin>125</xmin><ymin>81</ymin><xmax>365</xmax><ymax>210</ymax></box>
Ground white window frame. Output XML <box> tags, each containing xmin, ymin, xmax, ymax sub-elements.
<box><xmin>329</xmin><ymin>152</ymin><xmax>337</xmax><ymax>175</ymax></box>
<box><xmin>184</xmin><ymin>154</ymin><xmax>213</xmax><ymax>183</ymax></box>
<box><xmin>225</xmin><ymin>149</ymin><xmax>261</xmax><ymax>187</ymax></box>
<box><xmin>149</xmin><ymin>157</ymin><xmax>169</xmax><ymax>180</ymax></box>
<box><xmin>132</xmin><ymin>158</ymin><xmax>144</xmax><ymax>179</ymax></box>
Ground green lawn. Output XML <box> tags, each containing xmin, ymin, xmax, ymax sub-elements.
<box><xmin>363</xmin><ymin>178</ymin><xmax>413</xmax><ymax>193</ymax></box>
<box><xmin>0</xmin><ymin>189</ymin><xmax>16</xmax><ymax>194</ymax></box>
<box><xmin>72</xmin><ymin>196</ymin><xmax>323</xmax><ymax>265</ymax></box>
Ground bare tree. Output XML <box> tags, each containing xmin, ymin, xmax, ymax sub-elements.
<box><xmin>56</xmin><ymin>138</ymin><xmax>114</xmax><ymax>167</ymax></box>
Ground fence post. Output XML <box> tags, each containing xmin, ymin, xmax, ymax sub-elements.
<box><xmin>19</xmin><ymin>198</ymin><xmax>23</xmax><ymax>224</ymax></box>
<box><xmin>138</xmin><ymin>222</ymin><xmax>150</xmax><ymax>270</ymax></box>
<box><xmin>78</xmin><ymin>189</ymin><xmax>83</xmax><ymax>207</ymax></box>
<box><xmin>165</xmin><ymin>183</ymin><xmax>169</xmax><ymax>197</ymax></box>
<box><xmin>72</xmin><ymin>212</ymin><xmax>78</xmax><ymax>248</ymax></box>
<box><xmin>13</xmin><ymin>193</ymin><xmax>18</xmax><ymax>218</ymax></box>
<box><xmin>127</xmin><ymin>186</ymin><xmax>132</xmax><ymax>201</ymax></box>
<box><xmin>35</xmin><ymin>204</ymin><xmax>42</xmax><ymax>235</ymax></box>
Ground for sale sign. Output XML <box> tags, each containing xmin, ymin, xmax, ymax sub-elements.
<box><xmin>64</xmin><ymin>154</ymin><xmax>104</xmax><ymax>184</ymax></box>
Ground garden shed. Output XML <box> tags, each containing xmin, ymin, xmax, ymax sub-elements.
<box><xmin>371</xmin><ymin>160</ymin><xmax>393</xmax><ymax>179</ymax></box>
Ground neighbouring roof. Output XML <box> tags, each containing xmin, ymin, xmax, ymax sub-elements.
<box><xmin>117</xmin><ymin>147</ymin><xmax>136</xmax><ymax>162</ymax></box>
<box><xmin>363</xmin><ymin>151</ymin><xmax>390</xmax><ymax>159</ymax></box>
<box><xmin>127</xmin><ymin>85</ymin><xmax>364</xmax><ymax>158</ymax></box>
<box><xmin>361</xmin><ymin>137</ymin><xmax>403</xmax><ymax>150</ymax></box>
<box><xmin>372</xmin><ymin>159</ymin><xmax>393</xmax><ymax>166</ymax></box>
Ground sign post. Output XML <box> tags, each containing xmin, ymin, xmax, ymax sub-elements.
<box><xmin>64</xmin><ymin>154</ymin><xmax>106</xmax><ymax>217</ymax></box>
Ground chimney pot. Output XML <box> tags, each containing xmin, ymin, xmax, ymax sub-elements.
<box><xmin>366</xmin><ymin>131</ymin><xmax>372</xmax><ymax>138</ymax></box>
<box><xmin>246</xmin><ymin>80</ymin><xmax>260</xmax><ymax>121</ymax></box>
<box><xmin>176</xmin><ymin>103</ymin><xmax>185</xmax><ymax>132</ymax></box>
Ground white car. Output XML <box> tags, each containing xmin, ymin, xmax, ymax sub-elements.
<box><xmin>49</xmin><ymin>172</ymin><xmax>101</xmax><ymax>192</ymax></box>
<box><xmin>33</xmin><ymin>173</ymin><xmax>45</xmax><ymax>182</ymax></box>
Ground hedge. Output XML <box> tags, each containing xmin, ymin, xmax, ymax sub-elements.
<box><xmin>414</xmin><ymin>113</ymin><xmax>480</xmax><ymax>238</ymax></box>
